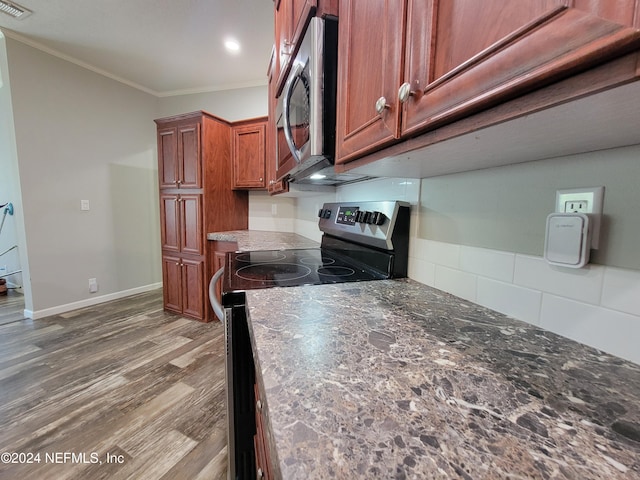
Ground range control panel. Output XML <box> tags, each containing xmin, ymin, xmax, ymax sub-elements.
<box><xmin>318</xmin><ymin>201</ymin><xmax>410</xmax><ymax>251</ymax></box>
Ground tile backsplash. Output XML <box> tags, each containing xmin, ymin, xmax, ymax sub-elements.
<box><xmin>409</xmin><ymin>238</ymin><xmax>640</xmax><ymax>365</ymax></box>
<box><xmin>249</xmin><ymin>169</ymin><xmax>640</xmax><ymax>365</ymax></box>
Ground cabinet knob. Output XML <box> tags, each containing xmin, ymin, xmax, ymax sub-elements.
<box><xmin>256</xmin><ymin>399</ymin><xmax>262</xmax><ymax>411</ymax></box>
<box><xmin>259</xmin><ymin>177</ymin><xmax>263</xmax><ymax>182</ymax></box>
<box><xmin>177</xmin><ymin>180</ymin><xmax>182</xmax><ymax>185</ymax></box>
<box><xmin>398</xmin><ymin>82</ymin><xmax>415</xmax><ymax>103</ymax></box>
<box><xmin>175</xmin><ymin>262</ymin><xmax>180</xmax><ymax>266</ymax></box>
<box><xmin>257</xmin><ymin>468</ymin><xmax>264</xmax><ymax>479</ymax></box>
<box><xmin>375</xmin><ymin>96</ymin><xmax>390</xmax><ymax>114</ymax></box>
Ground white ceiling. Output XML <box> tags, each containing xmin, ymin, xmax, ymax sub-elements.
<box><xmin>0</xmin><ymin>0</ymin><xmax>275</xmax><ymax>96</ymax></box>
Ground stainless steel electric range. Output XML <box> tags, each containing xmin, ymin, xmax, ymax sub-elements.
<box><xmin>210</xmin><ymin>200</ymin><xmax>410</xmax><ymax>480</ymax></box>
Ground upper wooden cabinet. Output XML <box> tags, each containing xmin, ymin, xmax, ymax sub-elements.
<box><xmin>336</xmin><ymin>0</ymin><xmax>640</xmax><ymax>165</ymax></box>
<box><xmin>232</xmin><ymin>118</ymin><xmax>268</xmax><ymax>190</ymax></box>
<box><xmin>158</xmin><ymin>123</ymin><xmax>202</xmax><ymax>189</ymax></box>
<box><xmin>274</xmin><ymin>0</ymin><xmax>337</xmax><ymax>96</ymax></box>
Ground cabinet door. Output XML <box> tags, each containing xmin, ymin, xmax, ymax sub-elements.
<box><xmin>158</xmin><ymin>127</ymin><xmax>178</xmax><ymax>188</ymax></box>
<box><xmin>232</xmin><ymin>122</ymin><xmax>267</xmax><ymax>189</ymax></box>
<box><xmin>402</xmin><ymin>0</ymin><xmax>640</xmax><ymax>135</ymax></box>
<box><xmin>181</xmin><ymin>258</ymin><xmax>205</xmax><ymax>320</ymax></box>
<box><xmin>275</xmin><ymin>0</ymin><xmax>317</xmax><ymax>95</ymax></box>
<box><xmin>275</xmin><ymin>0</ymin><xmax>293</xmax><ymax>93</ymax></box>
<box><xmin>180</xmin><ymin>194</ymin><xmax>203</xmax><ymax>255</ymax></box>
<box><xmin>178</xmin><ymin>123</ymin><xmax>202</xmax><ymax>188</ymax></box>
<box><xmin>160</xmin><ymin>193</ymin><xmax>180</xmax><ymax>252</ymax></box>
<box><xmin>335</xmin><ymin>0</ymin><xmax>406</xmax><ymax>165</ymax></box>
<box><xmin>162</xmin><ymin>255</ymin><xmax>183</xmax><ymax>313</ymax></box>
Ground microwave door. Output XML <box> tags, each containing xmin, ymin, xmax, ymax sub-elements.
<box><xmin>282</xmin><ymin>60</ymin><xmax>312</xmax><ymax>163</ymax></box>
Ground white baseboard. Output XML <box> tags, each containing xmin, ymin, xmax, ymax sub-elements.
<box><xmin>24</xmin><ymin>283</ymin><xmax>163</xmax><ymax>320</ymax></box>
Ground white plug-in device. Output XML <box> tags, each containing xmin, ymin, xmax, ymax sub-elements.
<box><xmin>544</xmin><ymin>213</ymin><xmax>591</xmax><ymax>268</ymax></box>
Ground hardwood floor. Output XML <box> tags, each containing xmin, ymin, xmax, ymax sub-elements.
<box><xmin>0</xmin><ymin>289</ymin><xmax>228</xmax><ymax>480</ymax></box>
<box><xmin>0</xmin><ymin>289</ymin><xmax>26</xmax><ymax>326</ymax></box>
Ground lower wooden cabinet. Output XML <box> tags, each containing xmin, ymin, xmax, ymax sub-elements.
<box><xmin>209</xmin><ymin>240</ymin><xmax>238</xmax><ymax>304</ymax></box>
<box><xmin>162</xmin><ymin>255</ymin><xmax>205</xmax><ymax>321</ymax></box>
<box><xmin>254</xmin><ymin>383</ymin><xmax>273</xmax><ymax>480</ymax></box>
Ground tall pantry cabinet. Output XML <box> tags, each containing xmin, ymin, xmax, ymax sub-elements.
<box><xmin>155</xmin><ymin>111</ymin><xmax>249</xmax><ymax>322</ymax></box>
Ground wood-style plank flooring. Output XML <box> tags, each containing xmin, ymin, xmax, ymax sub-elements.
<box><xmin>0</xmin><ymin>289</ymin><xmax>227</xmax><ymax>480</ymax></box>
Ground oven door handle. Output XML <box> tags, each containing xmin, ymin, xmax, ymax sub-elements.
<box><xmin>208</xmin><ymin>266</ymin><xmax>225</xmax><ymax>322</ymax></box>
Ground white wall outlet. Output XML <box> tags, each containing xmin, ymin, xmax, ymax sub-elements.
<box><xmin>555</xmin><ymin>186</ymin><xmax>604</xmax><ymax>249</ymax></box>
<box><xmin>89</xmin><ymin>277</ymin><xmax>98</xmax><ymax>293</ymax></box>
<box><xmin>81</xmin><ymin>199</ymin><xmax>90</xmax><ymax>211</ymax></box>
<box><xmin>271</xmin><ymin>203</ymin><xmax>278</xmax><ymax>216</ymax></box>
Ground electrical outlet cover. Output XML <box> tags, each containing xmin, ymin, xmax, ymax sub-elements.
<box><xmin>555</xmin><ymin>186</ymin><xmax>604</xmax><ymax>249</ymax></box>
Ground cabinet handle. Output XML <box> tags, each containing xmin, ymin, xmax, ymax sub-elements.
<box><xmin>375</xmin><ymin>96</ymin><xmax>390</xmax><ymax>114</ymax></box>
<box><xmin>398</xmin><ymin>82</ymin><xmax>415</xmax><ymax>103</ymax></box>
<box><xmin>281</xmin><ymin>40</ymin><xmax>293</xmax><ymax>56</ymax></box>
<box><xmin>269</xmin><ymin>180</ymin><xmax>275</xmax><ymax>185</ymax></box>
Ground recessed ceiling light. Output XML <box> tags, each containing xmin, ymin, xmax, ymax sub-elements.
<box><xmin>0</xmin><ymin>0</ymin><xmax>32</xmax><ymax>19</ymax></box>
<box><xmin>224</xmin><ymin>38</ymin><xmax>241</xmax><ymax>54</ymax></box>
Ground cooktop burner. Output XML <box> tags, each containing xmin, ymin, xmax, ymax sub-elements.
<box><xmin>224</xmin><ymin>247</ymin><xmax>386</xmax><ymax>291</ymax></box>
<box><xmin>220</xmin><ymin>201</ymin><xmax>411</xmax><ymax>298</ymax></box>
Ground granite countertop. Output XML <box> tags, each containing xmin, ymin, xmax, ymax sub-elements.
<box><xmin>207</xmin><ymin>230</ymin><xmax>319</xmax><ymax>251</ymax></box>
<box><xmin>245</xmin><ymin>279</ymin><xmax>640</xmax><ymax>479</ymax></box>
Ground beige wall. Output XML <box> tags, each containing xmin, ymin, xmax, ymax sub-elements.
<box><xmin>156</xmin><ymin>86</ymin><xmax>268</xmax><ymax>121</ymax></box>
<box><xmin>419</xmin><ymin>145</ymin><xmax>640</xmax><ymax>270</ymax></box>
<box><xmin>6</xmin><ymin>37</ymin><xmax>161</xmax><ymax>316</ymax></box>
<box><xmin>2</xmin><ymin>34</ymin><xmax>270</xmax><ymax>318</ymax></box>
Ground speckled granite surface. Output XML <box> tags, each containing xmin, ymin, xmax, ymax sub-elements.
<box><xmin>245</xmin><ymin>279</ymin><xmax>640</xmax><ymax>479</ymax></box>
<box><xmin>207</xmin><ymin>230</ymin><xmax>319</xmax><ymax>251</ymax></box>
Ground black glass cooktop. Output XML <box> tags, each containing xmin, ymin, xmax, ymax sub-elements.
<box><xmin>223</xmin><ymin>247</ymin><xmax>390</xmax><ymax>292</ymax></box>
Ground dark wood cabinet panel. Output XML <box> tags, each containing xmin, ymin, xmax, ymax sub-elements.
<box><xmin>178</xmin><ymin>123</ymin><xmax>202</xmax><ymax>188</ymax></box>
<box><xmin>180</xmin><ymin>194</ymin><xmax>203</xmax><ymax>256</ymax></box>
<box><xmin>254</xmin><ymin>383</ymin><xmax>273</xmax><ymax>480</ymax></box>
<box><xmin>402</xmin><ymin>0</ymin><xmax>640</xmax><ymax>135</ymax></box>
<box><xmin>158</xmin><ymin>127</ymin><xmax>178</xmax><ymax>188</ymax></box>
<box><xmin>274</xmin><ymin>0</ymin><xmax>337</xmax><ymax>96</ymax></box>
<box><xmin>162</xmin><ymin>255</ymin><xmax>183</xmax><ymax>313</ymax></box>
<box><xmin>232</xmin><ymin>120</ymin><xmax>267</xmax><ymax>190</ymax></box>
<box><xmin>336</xmin><ymin>0</ymin><xmax>640</xmax><ymax>167</ymax></box>
<box><xmin>181</xmin><ymin>258</ymin><xmax>205</xmax><ymax>320</ymax></box>
<box><xmin>335</xmin><ymin>0</ymin><xmax>406</xmax><ymax>163</ymax></box>
<box><xmin>162</xmin><ymin>255</ymin><xmax>204</xmax><ymax>321</ymax></box>
<box><xmin>160</xmin><ymin>193</ymin><xmax>202</xmax><ymax>256</ymax></box>
<box><xmin>160</xmin><ymin>193</ymin><xmax>180</xmax><ymax>253</ymax></box>
<box><xmin>155</xmin><ymin>111</ymin><xmax>249</xmax><ymax>322</ymax></box>
<box><xmin>158</xmin><ymin>123</ymin><xmax>202</xmax><ymax>188</ymax></box>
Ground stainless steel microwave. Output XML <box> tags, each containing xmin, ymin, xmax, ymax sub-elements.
<box><xmin>275</xmin><ymin>16</ymin><xmax>338</xmax><ymax>183</ymax></box>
